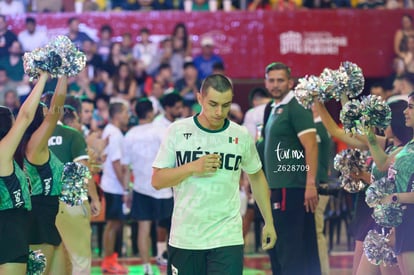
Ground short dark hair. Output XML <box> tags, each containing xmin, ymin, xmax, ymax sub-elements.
<box><xmin>25</xmin><ymin>17</ymin><xmax>36</xmax><ymax>24</ymax></box>
<box><xmin>265</xmin><ymin>62</ymin><xmax>291</xmax><ymax>78</ymax></box>
<box><xmin>200</xmin><ymin>74</ymin><xmax>233</xmax><ymax>95</ymax></box>
<box><xmin>68</xmin><ymin>17</ymin><xmax>79</xmax><ymax>25</ymax></box>
<box><xmin>183</xmin><ymin>61</ymin><xmax>196</xmax><ymax>70</ymax></box>
<box><xmin>109</xmin><ymin>102</ymin><xmax>125</xmax><ymax>119</ymax></box>
<box><xmin>248</xmin><ymin>87</ymin><xmax>270</xmax><ymax>106</ymax></box>
<box><xmin>63</xmin><ymin>105</ymin><xmax>78</xmax><ymax>125</ymax></box>
<box><xmin>140</xmin><ymin>27</ymin><xmax>150</xmax><ymax>34</ymax></box>
<box><xmin>135</xmin><ymin>98</ymin><xmax>153</xmax><ymax>119</ymax></box>
<box><xmin>160</xmin><ymin>92</ymin><xmax>183</xmax><ymax>108</ymax></box>
<box><xmin>81</xmin><ymin>97</ymin><xmax>94</xmax><ymax>105</ymax></box>
<box><xmin>100</xmin><ymin>24</ymin><xmax>113</xmax><ymax>34</ymax></box>
<box><xmin>65</xmin><ymin>95</ymin><xmax>82</xmax><ymax>116</ymax></box>
<box><xmin>212</xmin><ymin>61</ymin><xmax>225</xmax><ymax>71</ymax></box>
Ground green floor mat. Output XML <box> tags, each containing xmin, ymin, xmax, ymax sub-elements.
<box><xmin>91</xmin><ymin>265</ymin><xmax>266</xmax><ymax>274</ymax></box>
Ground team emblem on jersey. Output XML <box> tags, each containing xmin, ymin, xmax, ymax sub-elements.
<box><xmin>277</xmin><ymin>108</ymin><xmax>283</xmax><ymax>114</ymax></box>
<box><xmin>183</xmin><ymin>133</ymin><xmax>192</xmax><ymax>140</ymax></box>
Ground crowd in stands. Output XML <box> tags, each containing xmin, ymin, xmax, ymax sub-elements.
<box><xmin>0</xmin><ymin>0</ymin><xmax>413</xmax><ymax>14</ymax></box>
<box><xmin>0</xmin><ymin>14</ymin><xmax>228</xmax><ymax>132</ymax></box>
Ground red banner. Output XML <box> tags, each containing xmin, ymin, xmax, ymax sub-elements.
<box><xmin>7</xmin><ymin>10</ymin><xmax>412</xmax><ymax>78</ymax></box>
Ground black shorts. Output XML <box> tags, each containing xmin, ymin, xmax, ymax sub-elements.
<box><xmin>0</xmin><ymin>208</ymin><xmax>30</xmax><ymax>264</ymax></box>
<box><xmin>130</xmin><ymin>191</ymin><xmax>173</xmax><ymax>221</ymax></box>
<box><xmin>29</xmin><ymin>195</ymin><xmax>61</xmax><ymax>246</ymax></box>
<box><xmin>104</xmin><ymin>192</ymin><xmax>125</xmax><ymax>220</ymax></box>
<box><xmin>395</xmin><ymin>204</ymin><xmax>414</xmax><ymax>255</ymax></box>
<box><xmin>349</xmin><ymin>191</ymin><xmax>375</xmax><ymax>241</ymax></box>
<box><xmin>167</xmin><ymin>245</ymin><xmax>243</xmax><ymax>275</ymax></box>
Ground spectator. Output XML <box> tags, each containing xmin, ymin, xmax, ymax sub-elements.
<box><xmin>82</xmin><ymin>39</ymin><xmax>104</xmax><ymax>81</ymax></box>
<box><xmin>120</xmin><ymin>32</ymin><xmax>134</xmax><ymax>63</ymax></box>
<box><xmin>91</xmin><ymin>94</ymin><xmax>110</xmax><ymax>131</ymax></box>
<box><xmin>356</xmin><ymin>0</ymin><xmax>385</xmax><ymax>8</ymax></box>
<box><xmin>0</xmin><ymin>68</ymin><xmax>17</xmax><ymax>106</ymax></box>
<box><xmin>132</xmin><ymin>59</ymin><xmax>151</xmax><ymax>97</ymax></box>
<box><xmin>66</xmin><ymin>17</ymin><xmax>92</xmax><ymax>50</ymax></box>
<box><xmin>132</xmin><ymin>27</ymin><xmax>158</xmax><ymax>72</ymax></box>
<box><xmin>193</xmin><ymin>36</ymin><xmax>224</xmax><ymax>80</ymax></box>
<box><xmin>17</xmin><ymin>17</ymin><xmax>48</xmax><ymax>53</ymax></box>
<box><xmin>174</xmin><ymin>61</ymin><xmax>201</xmax><ymax>107</ymax></box>
<box><xmin>68</xmin><ymin>68</ymin><xmax>98</xmax><ymax>100</ymax></box>
<box><xmin>248</xmin><ymin>0</ymin><xmax>272</xmax><ymax>10</ymax></box>
<box><xmin>3</xmin><ymin>89</ymin><xmax>19</xmax><ymax>117</ymax></box>
<box><xmin>0</xmin><ymin>40</ymin><xmax>25</xmax><ymax>82</ymax></box>
<box><xmin>192</xmin><ymin>0</ymin><xmax>209</xmax><ymax>10</ymax></box>
<box><xmin>103</xmin><ymin>42</ymin><xmax>128</xmax><ymax>76</ymax></box>
<box><xmin>35</xmin><ymin>0</ymin><xmax>62</xmax><ymax>11</ymax></box>
<box><xmin>147</xmin><ymin>37</ymin><xmax>173</xmax><ymax>76</ymax></box>
<box><xmin>171</xmin><ymin>22</ymin><xmax>192</xmax><ymax>59</ymax></box>
<box><xmin>107</xmin><ymin>62</ymin><xmax>137</xmax><ymax>102</ymax></box>
<box><xmin>0</xmin><ymin>0</ymin><xmax>25</xmax><ymax>15</ymax></box>
<box><xmin>96</xmin><ymin>24</ymin><xmax>114</xmax><ymax>63</ymax></box>
<box><xmin>81</xmin><ymin>98</ymin><xmax>95</xmax><ymax>136</ymax></box>
<box><xmin>212</xmin><ymin>61</ymin><xmax>226</xmax><ymax>75</ymax></box>
<box><xmin>0</xmin><ymin>15</ymin><xmax>18</xmax><ymax>57</ymax></box>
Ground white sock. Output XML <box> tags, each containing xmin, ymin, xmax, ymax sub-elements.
<box><xmin>157</xmin><ymin>241</ymin><xmax>167</xmax><ymax>258</ymax></box>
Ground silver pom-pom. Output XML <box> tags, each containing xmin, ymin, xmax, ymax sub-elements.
<box><xmin>339</xmin><ymin>99</ymin><xmax>363</xmax><ymax>134</ymax></box>
<box><xmin>363</xmin><ymin>229</ymin><xmax>397</xmax><ymax>266</ymax></box>
<box><xmin>294</xmin><ymin>75</ymin><xmax>324</xmax><ymax>109</ymax></box>
<box><xmin>340</xmin><ymin>61</ymin><xmax>365</xmax><ymax>98</ymax></box>
<box><xmin>319</xmin><ymin>68</ymin><xmax>348</xmax><ymax>101</ymax></box>
<box><xmin>27</xmin><ymin>249</ymin><xmax>46</xmax><ymax>275</ymax></box>
<box><xmin>372</xmin><ymin>203</ymin><xmax>404</xmax><ymax>228</ymax></box>
<box><xmin>360</xmin><ymin>95</ymin><xmax>392</xmax><ymax>131</ymax></box>
<box><xmin>59</xmin><ymin>162</ymin><xmax>91</xmax><ymax>207</ymax></box>
<box><xmin>334</xmin><ymin>148</ymin><xmax>368</xmax><ymax>193</ymax></box>
<box><xmin>23</xmin><ymin>35</ymin><xmax>86</xmax><ymax>80</ymax></box>
<box><xmin>365</xmin><ymin>177</ymin><xmax>396</xmax><ymax>208</ymax></box>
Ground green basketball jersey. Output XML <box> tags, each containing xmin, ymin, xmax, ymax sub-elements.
<box><xmin>153</xmin><ymin>115</ymin><xmax>262</xmax><ymax>250</ymax></box>
<box><xmin>264</xmin><ymin>92</ymin><xmax>316</xmax><ymax>189</ymax></box>
<box><xmin>393</xmin><ymin>141</ymin><xmax>414</xmax><ymax>193</ymax></box>
<box><xmin>24</xmin><ymin>151</ymin><xmax>64</xmax><ymax>196</ymax></box>
<box><xmin>48</xmin><ymin>124</ymin><xmax>88</xmax><ymax>163</ymax></box>
<box><xmin>0</xmin><ymin>161</ymin><xmax>31</xmax><ymax>210</ymax></box>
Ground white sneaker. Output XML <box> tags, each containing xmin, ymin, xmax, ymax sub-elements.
<box><xmin>143</xmin><ymin>263</ymin><xmax>153</xmax><ymax>275</ymax></box>
<box><xmin>156</xmin><ymin>256</ymin><xmax>168</xmax><ymax>266</ymax></box>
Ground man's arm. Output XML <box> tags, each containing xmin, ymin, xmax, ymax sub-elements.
<box><xmin>152</xmin><ymin>154</ymin><xmax>221</xmax><ymax>190</ymax></box>
<box><xmin>113</xmin><ymin>160</ymin><xmax>128</xmax><ymax>190</ymax></box>
<box><xmin>247</xmin><ymin>169</ymin><xmax>276</xmax><ymax>250</ymax></box>
<box><xmin>298</xmin><ymin>131</ymin><xmax>319</xmax><ymax>213</ymax></box>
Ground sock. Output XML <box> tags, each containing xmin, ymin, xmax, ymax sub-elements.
<box><xmin>157</xmin><ymin>241</ymin><xmax>167</xmax><ymax>258</ymax></box>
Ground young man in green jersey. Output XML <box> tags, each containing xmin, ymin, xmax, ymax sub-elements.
<box><xmin>152</xmin><ymin>74</ymin><xmax>276</xmax><ymax>275</ymax></box>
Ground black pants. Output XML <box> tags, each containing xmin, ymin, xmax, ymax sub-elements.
<box><xmin>268</xmin><ymin>188</ymin><xmax>321</xmax><ymax>275</ymax></box>
<box><xmin>167</xmin><ymin>244</ymin><xmax>243</xmax><ymax>275</ymax></box>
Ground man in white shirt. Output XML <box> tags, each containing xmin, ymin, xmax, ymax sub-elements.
<box><xmin>242</xmin><ymin>87</ymin><xmax>272</xmax><ymax>139</ymax></box>
<box><xmin>100</xmin><ymin>102</ymin><xmax>130</xmax><ymax>274</ymax></box>
<box><xmin>0</xmin><ymin>0</ymin><xmax>25</xmax><ymax>15</ymax></box>
<box><xmin>18</xmin><ymin>17</ymin><xmax>48</xmax><ymax>52</ymax></box>
<box><xmin>122</xmin><ymin>98</ymin><xmax>173</xmax><ymax>275</ymax></box>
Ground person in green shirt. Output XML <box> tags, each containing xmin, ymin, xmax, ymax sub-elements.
<box><xmin>0</xmin><ymin>71</ymin><xmax>48</xmax><ymax>275</ymax></box>
<box><xmin>261</xmin><ymin>62</ymin><xmax>320</xmax><ymax>275</ymax></box>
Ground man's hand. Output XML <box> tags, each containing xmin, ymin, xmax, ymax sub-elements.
<box><xmin>261</xmin><ymin>223</ymin><xmax>277</xmax><ymax>250</ymax></box>
<box><xmin>192</xmin><ymin>154</ymin><xmax>221</xmax><ymax>175</ymax></box>
<box><xmin>90</xmin><ymin>197</ymin><xmax>101</xmax><ymax>217</ymax></box>
<box><xmin>304</xmin><ymin>185</ymin><xmax>318</xmax><ymax>213</ymax></box>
